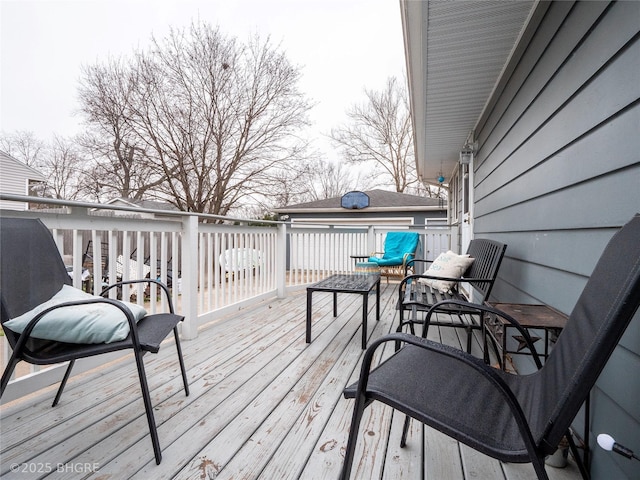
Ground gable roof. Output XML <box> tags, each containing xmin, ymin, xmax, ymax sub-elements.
<box><xmin>0</xmin><ymin>151</ymin><xmax>46</xmax><ymax>181</ymax></box>
<box><xmin>273</xmin><ymin>189</ymin><xmax>445</xmax><ymax>214</ymax></box>
<box><xmin>104</xmin><ymin>197</ymin><xmax>178</xmax><ymax>211</ymax></box>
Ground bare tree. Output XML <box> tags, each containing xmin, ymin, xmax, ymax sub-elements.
<box><xmin>43</xmin><ymin>135</ymin><xmax>85</xmax><ymax>199</ymax></box>
<box><xmin>301</xmin><ymin>159</ymin><xmax>363</xmax><ymax>202</ymax></box>
<box><xmin>330</xmin><ymin>77</ymin><xmax>418</xmax><ymax>193</ymax></box>
<box><xmin>0</xmin><ymin>130</ymin><xmax>44</xmax><ymax>167</ymax></box>
<box><xmin>78</xmin><ymin>59</ymin><xmax>170</xmax><ymax>201</ymax></box>
<box><xmin>0</xmin><ymin>131</ymin><xmax>85</xmax><ymax>200</ymax></box>
<box><xmin>78</xmin><ymin>22</ymin><xmax>312</xmax><ymax>216</ymax></box>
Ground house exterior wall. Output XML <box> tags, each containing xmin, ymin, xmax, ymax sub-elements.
<box><xmin>0</xmin><ymin>153</ymin><xmax>45</xmax><ymax>210</ymax></box>
<box><xmin>468</xmin><ymin>2</ymin><xmax>639</xmax><ymax>478</ymax></box>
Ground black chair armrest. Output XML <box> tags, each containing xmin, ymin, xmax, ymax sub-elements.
<box><xmin>101</xmin><ymin>279</ymin><xmax>175</xmax><ymax>313</ymax></box>
<box><xmin>405</xmin><ymin>258</ymin><xmax>433</xmax><ymax>274</ymax></box>
<box><xmin>424</xmin><ymin>300</ymin><xmax>543</xmax><ymax>369</ymax></box>
<box><xmin>407</xmin><ymin>258</ymin><xmax>433</xmax><ymax>266</ymax></box>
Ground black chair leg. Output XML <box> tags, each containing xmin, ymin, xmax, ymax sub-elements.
<box><xmin>173</xmin><ymin>327</ymin><xmax>189</xmax><ymax>396</ymax></box>
<box><xmin>566</xmin><ymin>430</ymin><xmax>590</xmax><ymax>480</ymax></box>
<box><xmin>465</xmin><ymin>325</ymin><xmax>473</xmax><ymax>354</ymax></box>
<box><xmin>400</xmin><ymin>414</ymin><xmax>411</xmax><ymax>447</ymax></box>
<box><xmin>52</xmin><ymin>359</ymin><xmax>75</xmax><ymax>407</ymax></box>
<box><xmin>340</xmin><ymin>393</ymin><xmax>368</xmax><ymax>480</ymax></box>
<box><xmin>133</xmin><ymin>349</ymin><xmax>162</xmax><ymax>464</ymax></box>
<box><xmin>531</xmin><ymin>453</ymin><xmax>551</xmax><ymax>480</ymax></box>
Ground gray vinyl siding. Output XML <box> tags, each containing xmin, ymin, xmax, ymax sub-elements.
<box><xmin>469</xmin><ymin>2</ymin><xmax>640</xmax><ymax>478</ymax></box>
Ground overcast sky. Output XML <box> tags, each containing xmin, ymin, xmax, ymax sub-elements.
<box><xmin>0</xmin><ymin>0</ymin><xmax>406</xmax><ymax>162</ymax></box>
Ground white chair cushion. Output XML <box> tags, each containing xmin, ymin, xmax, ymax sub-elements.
<box><xmin>417</xmin><ymin>251</ymin><xmax>475</xmax><ymax>293</ymax></box>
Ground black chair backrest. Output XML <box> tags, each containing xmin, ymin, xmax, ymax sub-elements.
<box><xmin>526</xmin><ymin>214</ymin><xmax>640</xmax><ymax>450</ymax></box>
<box><xmin>0</xmin><ymin>218</ymin><xmax>72</xmax><ymax>348</ymax></box>
<box><xmin>464</xmin><ymin>239</ymin><xmax>507</xmax><ymax>300</ymax></box>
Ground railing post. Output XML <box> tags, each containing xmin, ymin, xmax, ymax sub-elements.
<box><xmin>180</xmin><ymin>215</ymin><xmax>199</xmax><ymax>340</ymax></box>
<box><xmin>276</xmin><ymin>223</ymin><xmax>287</xmax><ymax>298</ymax></box>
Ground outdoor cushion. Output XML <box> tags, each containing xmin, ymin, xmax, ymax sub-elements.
<box><xmin>368</xmin><ymin>255</ymin><xmax>405</xmax><ymax>266</ymax></box>
<box><xmin>417</xmin><ymin>250</ymin><xmax>474</xmax><ymax>293</ymax></box>
<box><xmin>4</xmin><ymin>285</ymin><xmax>147</xmax><ymax>344</ymax></box>
<box><xmin>368</xmin><ymin>232</ymin><xmax>420</xmax><ymax>265</ymax></box>
<box><xmin>382</xmin><ymin>232</ymin><xmax>419</xmax><ymax>258</ymax></box>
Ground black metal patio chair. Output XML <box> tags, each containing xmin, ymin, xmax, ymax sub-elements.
<box><xmin>0</xmin><ymin>217</ymin><xmax>189</xmax><ymax>465</ymax></box>
<box><xmin>341</xmin><ymin>213</ymin><xmax>640</xmax><ymax>480</ymax></box>
<box><xmin>398</xmin><ymin>238</ymin><xmax>507</xmax><ymax>356</ymax></box>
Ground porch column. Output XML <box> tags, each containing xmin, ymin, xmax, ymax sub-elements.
<box><xmin>180</xmin><ymin>215</ymin><xmax>199</xmax><ymax>340</ymax></box>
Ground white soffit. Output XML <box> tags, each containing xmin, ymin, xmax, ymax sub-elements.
<box><xmin>402</xmin><ymin>0</ymin><xmax>536</xmax><ymax>183</ymax></box>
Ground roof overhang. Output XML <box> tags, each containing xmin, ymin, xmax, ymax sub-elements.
<box><xmin>400</xmin><ymin>0</ymin><xmax>541</xmax><ymax>185</ymax></box>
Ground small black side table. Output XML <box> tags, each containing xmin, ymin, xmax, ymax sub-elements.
<box><xmin>306</xmin><ymin>273</ymin><xmax>380</xmax><ymax>349</ymax></box>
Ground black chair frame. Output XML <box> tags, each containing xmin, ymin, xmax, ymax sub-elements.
<box><xmin>398</xmin><ymin>239</ymin><xmax>507</xmax><ymax>356</ymax></box>
<box><xmin>0</xmin><ymin>218</ymin><xmax>189</xmax><ymax>465</ymax></box>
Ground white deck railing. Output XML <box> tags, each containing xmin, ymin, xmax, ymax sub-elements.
<box><xmin>0</xmin><ymin>195</ymin><xmax>451</xmax><ymax>402</ymax></box>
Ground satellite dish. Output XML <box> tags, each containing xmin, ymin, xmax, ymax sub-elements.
<box><xmin>341</xmin><ymin>191</ymin><xmax>370</xmax><ymax>209</ymax></box>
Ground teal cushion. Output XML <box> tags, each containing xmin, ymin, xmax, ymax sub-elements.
<box><xmin>4</xmin><ymin>285</ymin><xmax>147</xmax><ymax>344</ymax></box>
<box><xmin>382</xmin><ymin>232</ymin><xmax>419</xmax><ymax>258</ymax></box>
<box><xmin>368</xmin><ymin>256</ymin><xmax>405</xmax><ymax>266</ymax></box>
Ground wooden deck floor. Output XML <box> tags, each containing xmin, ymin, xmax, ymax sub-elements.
<box><xmin>0</xmin><ymin>282</ymin><xmax>583</xmax><ymax>479</ymax></box>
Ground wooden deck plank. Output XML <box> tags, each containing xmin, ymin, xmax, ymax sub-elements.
<box><xmin>123</xmin><ymin>293</ymin><xmax>333</xmax><ymax>479</ymax></box>
<box><xmin>174</xmin><ymin>286</ymin><xmax>393</xmax><ymax>480</ymax></box>
<box><xmin>1</xmin><ymin>294</ymin><xmax>316</xmax><ymax>479</ymax></box>
<box><xmin>424</xmin><ymin>427</ymin><xmax>464</xmax><ymax>480</ymax></box>
<box><xmin>181</xmin><ymin>315</ymin><xmax>358</xmax><ymax>478</ymax></box>
<box><xmin>256</xmin><ymin>298</ymin><xmax>395</xmax><ymax>480</ymax></box>
<box><xmin>460</xmin><ymin>443</ymin><xmax>506</xmax><ymax>479</ymax></box>
<box><xmin>0</xmin><ymin>282</ymin><xmax>582</xmax><ymax>480</ymax></box>
<box><xmin>5</xmin><ymin>295</ymin><xmax>311</xmax><ymax>477</ymax></box>
<box><xmin>132</xmin><ymin>288</ymin><xmax>375</xmax><ymax>479</ymax></box>
<box><xmin>382</xmin><ymin>410</ymin><xmax>424</xmax><ymax>479</ymax></box>
<box><xmin>212</xmin><ymin>319</ymin><xmax>365</xmax><ymax>479</ymax></box>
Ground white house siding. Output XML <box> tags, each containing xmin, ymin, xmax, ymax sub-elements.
<box><xmin>469</xmin><ymin>2</ymin><xmax>639</xmax><ymax>479</ymax></box>
<box><xmin>0</xmin><ymin>152</ymin><xmax>45</xmax><ymax>210</ymax></box>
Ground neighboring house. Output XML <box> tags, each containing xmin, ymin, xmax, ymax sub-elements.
<box><xmin>401</xmin><ymin>1</ymin><xmax>639</xmax><ymax>479</ymax></box>
<box><xmin>95</xmin><ymin>197</ymin><xmax>179</xmax><ymax>219</ymax></box>
<box><xmin>273</xmin><ymin>189</ymin><xmax>447</xmax><ymax>227</ymax></box>
<box><xmin>0</xmin><ymin>151</ymin><xmax>46</xmax><ymax>210</ymax></box>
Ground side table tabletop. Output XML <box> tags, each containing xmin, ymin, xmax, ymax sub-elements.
<box><xmin>306</xmin><ymin>273</ymin><xmax>381</xmax><ymax>349</ymax></box>
<box><xmin>485</xmin><ymin>303</ymin><xmax>568</xmax><ymax>369</ymax></box>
